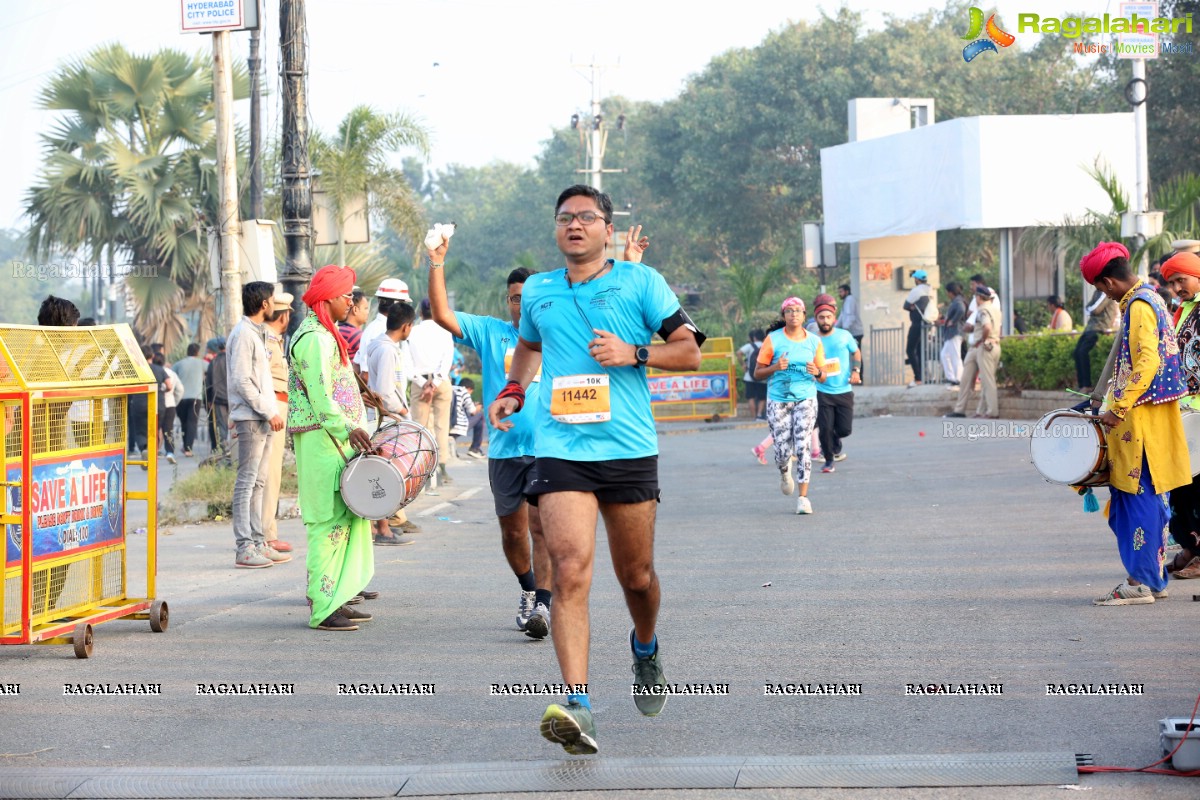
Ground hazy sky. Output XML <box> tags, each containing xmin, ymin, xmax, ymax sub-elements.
<box><xmin>0</xmin><ymin>0</ymin><xmax>1119</xmax><ymax>230</ymax></box>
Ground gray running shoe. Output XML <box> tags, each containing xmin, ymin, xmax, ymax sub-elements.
<box><xmin>524</xmin><ymin>601</ymin><xmax>550</xmax><ymax>640</ymax></box>
<box><xmin>780</xmin><ymin>469</ymin><xmax>795</xmax><ymax>496</ymax></box>
<box><xmin>630</xmin><ymin>627</ymin><xmax>667</xmax><ymax>716</ymax></box>
<box><xmin>540</xmin><ymin>702</ymin><xmax>597</xmax><ymax>755</ymax></box>
<box><xmin>516</xmin><ymin>590</ymin><xmax>536</xmax><ymax>631</ymax></box>
<box><xmin>235</xmin><ymin>548</ymin><xmax>273</xmax><ymax>569</ymax></box>
<box><xmin>1093</xmin><ymin>582</ymin><xmax>1154</xmax><ymax>606</ymax></box>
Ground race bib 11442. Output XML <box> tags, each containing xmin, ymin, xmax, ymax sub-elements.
<box><xmin>550</xmin><ymin>374</ymin><xmax>610</xmax><ymax>423</ymax></box>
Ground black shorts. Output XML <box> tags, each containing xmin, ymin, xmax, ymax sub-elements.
<box><xmin>488</xmin><ymin>455</ymin><xmax>536</xmax><ymax>517</ymax></box>
<box><xmin>745</xmin><ymin>381</ymin><xmax>767</xmax><ymax>401</ymax></box>
<box><xmin>525</xmin><ymin>456</ymin><xmax>660</xmax><ymax>506</ymax></box>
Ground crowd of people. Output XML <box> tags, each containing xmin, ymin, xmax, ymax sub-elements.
<box><xmin>57</xmin><ymin>184</ymin><xmax>696</xmax><ymax>756</ymax></box>
<box><xmin>31</xmin><ymin>185</ymin><xmax>1200</xmax><ymax>758</ymax></box>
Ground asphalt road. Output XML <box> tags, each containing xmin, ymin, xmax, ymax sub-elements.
<box><xmin>1</xmin><ymin>416</ymin><xmax>1198</xmax><ymax>799</ymax></box>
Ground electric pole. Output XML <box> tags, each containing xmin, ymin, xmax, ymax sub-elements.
<box><xmin>213</xmin><ymin>29</ymin><xmax>242</xmax><ymax>334</ymax></box>
<box><xmin>280</xmin><ymin>0</ymin><xmax>313</xmax><ymax>334</ymax></box>
<box><xmin>571</xmin><ymin>61</ymin><xmax>626</xmax><ymax>192</ymax></box>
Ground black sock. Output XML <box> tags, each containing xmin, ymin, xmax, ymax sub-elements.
<box><xmin>517</xmin><ymin>570</ymin><xmax>536</xmax><ymax>592</ymax></box>
<box><xmin>534</xmin><ymin>588</ymin><xmax>552</xmax><ymax>608</ymax></box>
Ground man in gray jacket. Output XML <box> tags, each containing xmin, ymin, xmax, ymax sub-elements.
<box><xmin>227</xmin><ymin>281</ymin><xmax>289</xmax><ymax>569</ymax></box>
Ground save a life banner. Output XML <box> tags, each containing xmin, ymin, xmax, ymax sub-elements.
<box><xmin>648</xmin><ymin>372</ymin><xmax>731</xmax><ymax>404</ymax></box>
<box><xmin>5</xmin><ymin>450</ymin><xmax>125</xmax><ymax>567</ymax></box>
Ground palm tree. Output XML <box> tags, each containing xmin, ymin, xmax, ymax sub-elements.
<box><xmin>720</xmin><ymin>258</ymin><xmax>788</xmax><ymax>326</ymax></box>
<box><xmin>311</xmin><ymin>106</ymin><xmax>432</xmax><ymax>265</ymax></box>
<box><xmin>25</xmin><ymin>44</ymin><xmax>247</xmax><ymax>351</ymax></box>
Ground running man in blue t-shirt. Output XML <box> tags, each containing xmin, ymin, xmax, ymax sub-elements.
<box><xmin>425</xmin><ymin>239</ymin><xmax>553</xmax><ymax>639</ymax></box>
<box><xmin>488</xmin><ymin>185</ymin><xmax>704</xmax><ymax>756</ymax></box>
<box><xmin>812</xmin><ymin>293</ymin><xmax>861</xmax><ymax>474</ymax></box>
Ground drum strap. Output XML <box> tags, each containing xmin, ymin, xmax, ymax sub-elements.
<box><xmin>290</xmin><ymin>331</ymin><xmax>405</xmax><ymax>463</ymax></box>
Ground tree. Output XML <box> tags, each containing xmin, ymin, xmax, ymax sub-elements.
<box><xmin>310</xmin><ymin>106</ymin><xmax>431</xmax><ymax>265</ymax></box>
<box><xmin>25</xmin><ymin>44</ymin><xmax>248</xmax><ymax>350</ymax></box>
<box><xmin>417</xmin><ymin>0</ymin><xmax>1161</xmax><ymax>327</ymax></box>
<box><xmin>0</xmin><ymin>230</ymin><xmax>74</xmax><ymax>324</ymax></box>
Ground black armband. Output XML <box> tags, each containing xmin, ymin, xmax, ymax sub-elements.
<box><xmin>657</xmin><ymin>307</ymin><xmax>707</xmax><ymax>347</ymax></box>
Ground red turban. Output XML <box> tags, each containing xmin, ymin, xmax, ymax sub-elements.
<box><xmin>1161</xmin><ymin>252</ymin><xmax>1200</xmax><ymax>282</ymax></box>
<box><xmin>813</xmin><ymin>293</ymin><xmax>837</xmax><ymax>317</ymax></box>
<box><xmin>302</xmin><ymin>264</ymin><xmax>357</xmax><ymax>365</ymax></box>
<box><xmin>1079</xmin><ymin>242</ymin><xmax>1129</xmax><ymax>284</ymax></box>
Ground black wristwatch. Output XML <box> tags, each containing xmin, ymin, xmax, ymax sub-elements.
<box><xmin>635</xmin><ymin>345</ymin><xmax>651</xmax><ymax>367</ymax></box>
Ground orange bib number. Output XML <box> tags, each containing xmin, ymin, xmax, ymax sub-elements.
<box><xmin>550</xmin><ymin>374</ymin><xmax>611</xmax><ymax>423</ymax></box>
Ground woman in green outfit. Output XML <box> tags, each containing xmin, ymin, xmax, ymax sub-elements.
<box><xmin>288</xmin><ymin>265</ymin><xmax>376</xmax><ymax>631</ymax></box>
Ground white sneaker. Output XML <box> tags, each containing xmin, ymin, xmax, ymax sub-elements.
<box><xmin>833</xmin><ymin>452</ymin><xmax>848</xmax><ymax>462</ymax></box>
<box><xmin>524</xmin><ymin>601</ymin><xmax>550</xmax><ymax>639</ymax></box>
<box><xmin>795</xmin><ymin>496</ymin><xmax>813</xmax><ymax>515</ymax></box>
<box><xmin>516</xmin><ymin>590</ymin><xmax>536</xmax><ymax>631</ymax></box>
<box><xmin>780</xmin><ymin>470</ymin><xmax>795</xmax><ymax>496</ymax></box>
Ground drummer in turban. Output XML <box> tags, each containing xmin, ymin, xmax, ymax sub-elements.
<box><xmin>288</xmin><ymin>265</ymin><xmax>376</xmax><ymax>631</ymax></box>
<box><xmin>1081</xmin><ymin>242</ymin><xmax>1189</xmax><ymax>606</ymax></box>
<box><xmin>1159</xmin><ymin>251</ymin><xmax>1200</xmax><ymax>579</ymax></box>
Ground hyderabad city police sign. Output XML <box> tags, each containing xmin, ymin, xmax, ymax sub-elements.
<box><xmin>178</xmin><ymin>0</ymin><xmax>244</xmax><ymax>32</ymax></box>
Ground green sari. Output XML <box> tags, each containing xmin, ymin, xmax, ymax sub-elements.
<box><xmin>288</xmin><ymin>315</ymin><xmax>374</xmax><ymax>627</ymax></box>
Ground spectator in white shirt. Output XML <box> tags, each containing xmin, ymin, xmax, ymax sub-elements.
<box><xmin>355</xmin><ymin>279</ymin><xmax>412</xmax><ymax>380</ymax></box>
<box><xmin>363</xmin><ymin>302</ymin><xmax>418</xmax><ymax>546</ymax></box>
<box><xmin>407</xmin><ymin>298</ymin><xmax>456</xmax><ymax>486</ymax></box>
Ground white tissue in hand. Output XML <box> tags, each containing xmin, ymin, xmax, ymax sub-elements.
<box><xmin>424</xmin><ymin>222</ymin><xmax>456</xmax><ymax>250</ymax></box>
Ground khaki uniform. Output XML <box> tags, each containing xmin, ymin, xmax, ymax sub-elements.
<box><xmin>263</xmin><ymin>330</ymin><xmax>289</xmax><ymax>542</ymax></box>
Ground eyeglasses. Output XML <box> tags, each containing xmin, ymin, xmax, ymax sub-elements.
<box><xmin>507</xmin><ymin>294</ymin><xmax>522</xmax><ymax>305</ymax></box>
<box><xmin>782</xmin><ymin>308</ymin><xmax>805</xmax><ymax>316</ymax></box>
<box><xmin>339</xmin><ymin>292</ymin><xmax>353</xmax><ymax>300</ymax></box>
<box><xmin>554</xmin><ymin>211</ymin><xmax>609</xmax><ymax>226</ymax></box>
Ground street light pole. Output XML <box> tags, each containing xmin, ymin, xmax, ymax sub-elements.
<box><xmin>280</xmin><ymin>0</ymin><xmax>314</xmax><ymax>335</ymax></box>
<box><xmin>1131</xmin><ymin>56</ymin><xmax>1150</xmax><ymax>278</ymax></box>
<box><xmin>248</xmin><ymin>26</ymin><xmax>263</xmax><ymax>220</ymax></box>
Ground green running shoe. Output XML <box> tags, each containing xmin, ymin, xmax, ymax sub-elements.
<box><xmin>630</xmin><ymin>627</ymin><xmax>667</xmax><ymax>716</ymax></box>
<box><xmin>540</xmin><ymin>702</ymin><xmax>598</xmax><ymax>755</ymax></box>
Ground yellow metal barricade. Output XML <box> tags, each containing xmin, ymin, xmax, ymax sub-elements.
<box><xmin>0</xmin><ymin>323</ymin><xmax>166</xmax><ymax>658</ymax></box>
<box><xmin>649</xmin><ymin>336</ymin><xmax>738</xmax><ymax>422</ymax></box>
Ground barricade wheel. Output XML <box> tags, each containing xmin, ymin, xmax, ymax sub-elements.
<box><xmin>72</xmin><ymin>623</ymin><xmax>93</xmax><ymax>659</ymax></box>
<box><xmin>149</xmin><ymin>599</ymin><xmax>169</xmax><ymax>633</ymax></box>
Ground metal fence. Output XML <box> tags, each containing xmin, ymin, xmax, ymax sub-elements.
<box><xmin>868</xmin><ymin>323</ymin><xmax>948</xmax><ymax>386</ymax></box>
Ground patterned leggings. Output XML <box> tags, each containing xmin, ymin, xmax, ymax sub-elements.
<box><xmin>766</xmin><ymin>398</ymin><xmax>818</xmax><ymax>487</ymax></box>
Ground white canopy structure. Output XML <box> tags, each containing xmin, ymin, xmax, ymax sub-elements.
<box><xmin>820</xmin><ymin>110</ymin><xmax>1137</xmax><ymax>342</ymax></box>
<box><xmin>821</xmin><ymin>113</ymin><xmax>1137</xmax><ymax>243</ymax></box>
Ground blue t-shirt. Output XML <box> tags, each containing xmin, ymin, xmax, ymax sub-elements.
<box><xmin>454</xmin><ymin>312</ymin><xmax>538</xmax><ymax>460</ymax></box>
<box><xmin>814</xmin><ymin>328</ymin><xmax>859</xmax><ymax>395</ymax></box>
<box><xmin>518</xmin><ymin>260</ymin><xmax>680</xmax><ymax>461</ymax></box>
<box><xmin>761</xmin><ymin>328</ymin><xmax>824</xmax><ymax>403</ymax></box>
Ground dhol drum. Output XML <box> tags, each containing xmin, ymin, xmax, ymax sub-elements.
<box><xmin>1029</xmin><ymin>408</ymin><xmax>1109</xmax><ymax>487</ymax></box>
<box><xmin>1183</xmin><ymin>408</ymin><xmax>1200</xmax><ymax>477</ymax></box>
<box><xmin>339</xmin><ymin>420</ymin><xmax>439</xmax><ymax>520</ymax></box>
